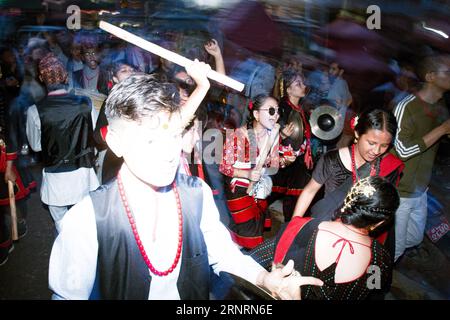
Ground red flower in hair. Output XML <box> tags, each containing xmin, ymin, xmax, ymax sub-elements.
<box><xmin>248</xmin><ymin>100</ymin><xmax>253</xmax><ymax>110</ymax></box>
<box><xmin>350</xmin><ymin>115</ymin><xmax>359</xmax><ymax>130</ymax></box>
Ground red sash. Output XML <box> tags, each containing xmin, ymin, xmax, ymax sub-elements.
<box><xmin>379</xmin><ymin>153</ymin><xmax>404</xmax><ymax>186</ymax></box>
<box><xmin>274</xmin><ymin>217</ymin><xmax>313</xmax><ymax>265</ymax></box>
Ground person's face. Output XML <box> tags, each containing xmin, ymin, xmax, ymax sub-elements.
<box><xmin>356</xmin><ymin>129</ymin><xmax>392</xmax><ymax>163</ymax></box>
<box><xmin>430</xmin><ymin>63</ymin><xmax>450</xmax><ymax>91</ymax></box>
<box><xmin>224</xmin><ymin>108</ymin><xmax>241</xmax><ymax>129</ymax></box>
<box><xmin>113</xmin><ymin>64</ymin><xmax>135</xmax><ymax>83</ymax></box>
<box><xmin>254</xmin><ymin>97</ymin><xmax>280</xmax><ymax>130</ymax></box>
<box><xmin>31</xmin><ymin>48</ymin><xmax>46</xmax><ymax>62</ymax></box>
<box><xmin>71</xmin><ymin>45</ymin><xmax>82</xmax><ymax>61</ymax></box>
<box><xmin>110</xmin><ymin>112</ymin><xmax>183</xmax><ymax>187</ymax></box>
<box><xmin>329</xmin><ymin>63</ymin><xmax>340</xmax><ymax>77</ymax></box>
<box><xmin>83</xmin><ymin>48</ymin><xmax>99</xmax><ymax>69</ymax></box>
<box><xmin>287</xmin><ymin>76</ymin><xmax>306</xmax><ymax>99</ymax></box>
<box><xmin>182</xmin><ymin>118</ymin><xmax>201</xmax><ymax>154</ymax></box>
<box><xmin>174</xmin><ymin>71</ymin><xmax>194</xmax><ymax>107</ymax></box>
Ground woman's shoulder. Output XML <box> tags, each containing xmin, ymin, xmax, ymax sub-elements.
<box><xmin>321</xmin><ymin>148</ymin><xmax>346</xmax><ymax>165</ymax></box>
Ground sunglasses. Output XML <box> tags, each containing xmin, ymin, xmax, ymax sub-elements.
<box><xmin>259</xmin><ymin>107</ymin><xmax>280</xmax><ymax>116</ymax></box>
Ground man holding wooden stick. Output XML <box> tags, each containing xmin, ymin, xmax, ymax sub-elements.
<box><xmin>48</xmin><ymin>59</ymin><xmax>322</xmax><ymax>300</ymax></box>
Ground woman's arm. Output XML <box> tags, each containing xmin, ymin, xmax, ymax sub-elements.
<box><xmin>180</xmin><ymin>60</ymin><xmax>211</xmax><ymax>127</ymax></box>
<box><xmin>204</xmin><ymin>39</ymin><xmax>225</xmax><ymax>75</ymax></box>
<box><xmin>292</xmin><ymin>178</ymin><xmax>323</xmax><ymax>217</ymax></box>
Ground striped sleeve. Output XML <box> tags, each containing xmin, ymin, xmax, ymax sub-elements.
<box><xmin>393</xmin><ymin>94</ymin><xmax>426</xmax><ymax>160</ymax></box>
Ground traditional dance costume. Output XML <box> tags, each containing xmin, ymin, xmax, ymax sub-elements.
<box><xmin>250</xmin><ymin>217</ymin><xmax>392</xmax><ymax>300</ymax></box>
<box><xmin>220</xmin><ymin>126</ymin><xmax>284</xmax><ymax>249</ymax></box>
<box><xmin>269</xmin><ymin>97</ymin><xmax>313</xmax><ymax>221</ymax></box>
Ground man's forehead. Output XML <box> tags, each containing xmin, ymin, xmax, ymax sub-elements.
<box><xmin>122</xmin><ymin>112</ymin><xmax>183</xmax><ymax>134</ymax></box>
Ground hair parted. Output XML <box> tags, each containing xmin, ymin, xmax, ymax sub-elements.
<box><xmin>280</xmin><ymin>69</ymin><xmax>304</xmax><ymax>97</ymax></box>
<box><xmin>354</xmin><ymin>108</ymin><xmax>397</xmax><ymax>141</ymax></box>
<box><xmin>104</xmin><ymin>73</ymin><xmax>180</xmax><ymax>122</ymax></box>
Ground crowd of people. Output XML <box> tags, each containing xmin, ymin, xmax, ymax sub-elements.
<box><xmin>0</xmin><ymin>20</ymin><xmax>449</xmax><ymax>301</ymax></box>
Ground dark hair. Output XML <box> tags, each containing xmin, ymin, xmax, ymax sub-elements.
<box><xmin>416</xmin><ymin>54</ymin><xmax>449</xmax><ymax>83</ymax></box>
<box><xmin>111</xmin><ymin>60</ymin><xmax>135</xmax><ymax>77</ymax></box>
<box><xmin>281</xmin><ymin>69</ymin><xmax>304</xmax><ymax>97</ymax></box>
<box><xmin>166</xmin><ymin>65</ymin><xmax>197</xmax><ymax>94</ymax></box>
<box><xmin>81</xmin><ymin>42</ymin><xmax>97</xmax><ymax>55</ymax></box>
<box><xmin>246</xmin><ymin>94</ymin><xmax>276</xmax><ymax>127</ymax></box>
<box><xmin>355</xmin><ymin>108</ymin><xmax>397</xmax><ymax>141</ymax></box>
<box><xmin>105</xmin><ymin>73</ymin><xmax>179</xmax><ymax>122</ymax></box>
<box><xmin>333</xmin><ymin>176</ymin><xmax>400</xmax><ymax>230</ymax></box>
<box><xmin>185</xmin><ymin>104</ymin><xmax>208</xmax><ymax>131</ymax></box>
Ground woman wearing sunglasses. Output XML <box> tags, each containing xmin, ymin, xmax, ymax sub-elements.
<box><xmin>268</xmin><ymin>69</ymin><xmax>313</xmax><ymax>222</ymax></box>
<box><xmin>219</xmin><ymin>94</ymin><xmax>294</xmax><ymax>249</ymax></box>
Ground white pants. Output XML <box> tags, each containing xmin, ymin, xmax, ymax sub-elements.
<box><xmin>394</xmin><ymin>192</ymin><xmax>428</xmax><ymax>261</ymax></box>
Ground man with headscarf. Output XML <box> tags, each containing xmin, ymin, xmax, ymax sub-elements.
<box><xmin>26</xmin><ymin>53</ymin><xmax>99</xmax><ymax>233</ymax></box>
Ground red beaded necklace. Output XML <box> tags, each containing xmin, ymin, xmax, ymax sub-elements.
<box><xmin>350</xmin><ymin>144</ymin><xmax>378</xmax><ymax>184</ymax></box>
<box><xmin>117</xmin><ymin>173</ymin><xmax>183</xmax><ymax>276</ymax></box>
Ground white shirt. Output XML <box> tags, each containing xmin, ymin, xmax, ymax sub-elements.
<box><xmin>48</xmin><ymin>180</ymin><xmax>265</xmax><ymax>300</ymax></box>
<box><xmin>26</xmin><ymin>99</ymin><xmax>100</xmax><ymax>206</ymax></box>
<box><xmin>327</xmin><ymin>77</ymin><xmax>352</xmax><ymax>117</ymax></box>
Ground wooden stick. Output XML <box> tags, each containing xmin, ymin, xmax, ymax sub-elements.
<box><xmin>247</xmin><ymin>124</ymin><xmax>280</xmax><ymax>194</ymax></box>
<box><xmin>99</xmin><ymin>21</ymin><xmax>245</xmax><ymax>93</ymax></box>
<box><xmin>8</xmin><ymin>180</ymin><xmax>18</xmax><ymax>241</ymax></box>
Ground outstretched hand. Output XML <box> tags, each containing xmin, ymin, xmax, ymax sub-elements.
<box><xmin>204</xmin><ymin>39</ymin><xmax>222</xmax><ymax>58</ymax></box>
<box><xmin>262</xmin><ymin>260</ymin><xmax>323</xmax><ymax>300</ymax></box>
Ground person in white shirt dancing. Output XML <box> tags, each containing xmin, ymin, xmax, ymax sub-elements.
<box><xmin>48</xmin><ymin>59</ymin><xmax>323</xmax><ymax>300</ymax></box>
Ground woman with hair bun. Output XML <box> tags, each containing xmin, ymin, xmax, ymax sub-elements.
<box><xmin>250</xmin><ymin>176</ymin><xmax>400</xmax><ymax>300</ymax></box>
<box><xmin>289</xmin><ymin>108</ymin><xmax>404</xmax><ymax>296</ymax></box>
<box><xmin>293</xmin><ymin>108</ymin><xmax>403</xmax><ymax>223</ymax></box>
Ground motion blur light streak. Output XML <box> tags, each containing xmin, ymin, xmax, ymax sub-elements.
<box><xmin>422</xmin><ymin>22</ymin><xmax>449</xmax><ymax>39</ymax></box>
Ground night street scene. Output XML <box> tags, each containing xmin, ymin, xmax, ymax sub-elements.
<box><xmin>0</xmin><ymin>0</ymin><xmax>449</xmax><ymax>303</ymax></box>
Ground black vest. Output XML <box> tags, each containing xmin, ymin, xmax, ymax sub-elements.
<box><xmin>36</xmin><ymin>93</ymin><xmax>95</xmax><ymax>173</ymax></box>
<box><xmin>91</xmin><ymin>174</ymin><xmax>210</xmax><ymax>300</ymax></box>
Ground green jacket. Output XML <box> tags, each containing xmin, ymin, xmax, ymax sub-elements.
<box><xmin>391</xmin><ymin>94</ymin><xmax>449</xmax><ymax>197</ymax></box>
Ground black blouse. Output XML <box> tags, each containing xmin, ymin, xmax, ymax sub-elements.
<box><xmin>312</xmin><ymin>149</ymin><xmax>398</xmax><ymax>196</ymax></box>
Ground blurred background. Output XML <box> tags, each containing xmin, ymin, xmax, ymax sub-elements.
<box><xmin>0</xmin><ymin>0</ymin><xmax>449</xmax><ymax>300</ymax></box>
